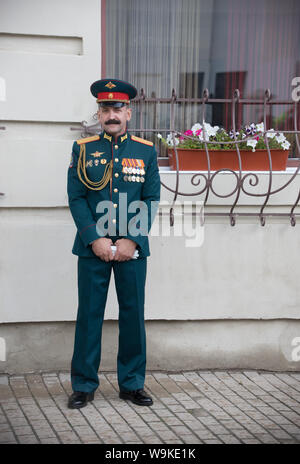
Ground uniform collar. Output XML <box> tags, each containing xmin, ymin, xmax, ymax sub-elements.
<box><xmin>102</xmin><ymin>130</ymin><xmax>128</xmax><ymax>145</ymax></box>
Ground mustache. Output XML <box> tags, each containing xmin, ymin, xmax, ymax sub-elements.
<box><xmin>105</xmin><ymin>119</ymin><xmax>121</xmax><ymax>125</ymax></box>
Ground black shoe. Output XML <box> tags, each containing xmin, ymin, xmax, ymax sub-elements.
<box><xmin>68</xmin><ymin>391</ymin><xmax>94</xmax><ymax>409</ymax></box>
<box><xmin>119</xmin><ymin>388</ymin><xmax>153</xmax><ymax>406</ymax></box>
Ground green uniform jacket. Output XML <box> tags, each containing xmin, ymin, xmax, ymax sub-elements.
<box><xmin>67</xmin><ymin>131</ymin><xmax>161</xmax><ymax>258</ymax></box>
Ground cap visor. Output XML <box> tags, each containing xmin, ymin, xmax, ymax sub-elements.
<box><xmin>98</xmin><ymin>101</ymin><xmax>127</xmax><ymax>108</ymax></box>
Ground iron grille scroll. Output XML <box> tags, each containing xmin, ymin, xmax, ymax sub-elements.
<box><xmin>70</xmin><ymin>88</ymin><xmax>300</xmax><ymax>227</ymax></box>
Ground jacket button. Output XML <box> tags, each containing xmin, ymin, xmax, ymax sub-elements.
<box><xmin>114</xmin><ymin>145</ymin><xmax>118</xmax><ymax>149</ymax></box>
<box><xmin>113</xmin><ymin>203</ymin><xmax>118</xmax><ymax>208</ymax></box>
<box><xmin>112</xmin><ymin>218</ymin><xmax>116</xmax><ymax>224</ymax></box>
<box><xmin>115</xmin><ymin>158</ymin><xmax>119</xmax><ymax>162</ymax></box>
<box><xmin>114</xmin><ymin>173</ymin><xmax>119</xmax><ymax>178</ymax></box>
<box><xmin>114</xmin><ymin>188</ymin><xmax>118</xmax><ymax>193</ymax></box>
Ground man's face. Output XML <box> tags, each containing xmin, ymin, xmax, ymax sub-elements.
<box><xmin>97</xmin><ymin>104</ymin><xmax>132</xmax><ymax>137</ymax></box>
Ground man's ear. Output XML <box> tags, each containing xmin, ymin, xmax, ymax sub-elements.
<box><xmin>126</xmin><ymin>106</ymin><xmax>132</xmax><ymax>122</ymax></box>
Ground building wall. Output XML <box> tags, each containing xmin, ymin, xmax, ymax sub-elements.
<box><xmin>1</xmin><ymin>172</ymin><xmax>300</xmax><ymax>323</ymax></box>
<box><xmin>1</xmin><ymin>172</ymin><xmax>300</xmax><ymax>373</ymax></box>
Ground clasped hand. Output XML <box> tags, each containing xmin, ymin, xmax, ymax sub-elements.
<box><xmin>91</xmin><ymin>237</ymin><xmax>137</xmax><ymax>262</ymax></box>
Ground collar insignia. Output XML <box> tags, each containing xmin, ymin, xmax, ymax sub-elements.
<box><xmin>103</xmin><ymin>133</ymin><xmax>112</xmax><ymax>141</ymax></box>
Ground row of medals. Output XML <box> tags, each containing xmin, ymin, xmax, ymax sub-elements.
<box><xmin>122</xmin><ymin>166</ymin><xmax>145</xmax><ymax>183</ymax></box>
<box><xmin>86</xmin><ymin>159</ymin><xmax>145</xmax><ymax>182</ymax></box>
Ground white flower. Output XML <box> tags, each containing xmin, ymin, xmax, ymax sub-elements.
<box><xmin>275</xmin><ymin>133</ymin><xmax>286</xmax><ymax>144</ymax></box>
<box><xmin>166</xmin><ymin>133</ymin><xmax>179</xmax><ymax>146</ymax></box>
<box><xmin>246</xmin><ymin>139</ymin><xmax>258</xmax><ymax>152</ymax></box>
<box><xmin>203</xmin><ymin>122</ymin><xmax>219</xmax><ymax>137</ymax></box>
<box><xmin>203</xmin><ymin>122</ymin><xmax>212</xmax><ymax>133</ymax></box>
<box><xmin>281</xmin><ymin>140</ymin><xmax>290</xmax><ymax>150</ymax></box>
<box><xmin>210</xmin><ymin>125</ymin><xmax>219</xmax><ymax>136</ymax></box>
<box><xmin>157</xmin><ymin>133</ymin><xmax>162</xmax><ymax>139</ymax></box>
<box><xmin>256</xmin><ymin>122</ymin><xmax>264</xmax><ymax>133</ymax></box>
<box><xmin>191</xmin><ymin>123</ymin><xmax>202</xmax><ymax>135</ymax></box>
<box><xmin>199</xmin><ymin>129</ymin><xmax>209</xmax><ymax>141</ymax></box>
<box><xmin>266</xmin><ymin>129</ymin><xmax>276</xmax><ymax>138</ymax></box>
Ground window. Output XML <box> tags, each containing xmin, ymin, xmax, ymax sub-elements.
<box><xmin>103</xmin><ymin>0</ymin><xmax>300</xmax><ymax>141</ymax></box>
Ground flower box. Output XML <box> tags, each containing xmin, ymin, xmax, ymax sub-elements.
<box><xmin>159</xmin><ymin>121</ymin><xmax>291</xmax><ymax>172</ymax></box>
<box><xmin>168</xmin><ymin>148</ymin><xmax>289</xmax><ymax>171</ymax></box>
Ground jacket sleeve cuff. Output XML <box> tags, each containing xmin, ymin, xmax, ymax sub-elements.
<box><xmin>79</xmin><ymin>223</ymin><xmax>100</xmax><ymax>247</ymax></box>
<box><xmin>126</xmin><ymin>234</ymin><xmax>146</xmax><ymax>253</ymax></box>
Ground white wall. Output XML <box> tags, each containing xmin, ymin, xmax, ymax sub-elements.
<box><xmin>0</xmin><ymin>1</ymin><xmax>299</xmax><ymax>329</ymax></box>
<box><xmin>0</xmin><ymin>0</ymin><xmax>101</xmax><ymax>210</ymax></box>
<box><xmin>0</xmin><ymin>171</ymin><xmax>300</xmax><ymax>323</ymax></box>
<box><xmin>0</xmin><ymin>0</ymin><xmax>101</xmax><ymax>121</ymax></box>
<box><xmin>0</xmin><ymin>0</ymin><xmax>101</xmax><ymax>323</ymax></box>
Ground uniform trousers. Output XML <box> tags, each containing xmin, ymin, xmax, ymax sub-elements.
<box><xmin>71</xmin><ymin>256</ymin><xmax>147</xmax><ymax>393</ymax></box>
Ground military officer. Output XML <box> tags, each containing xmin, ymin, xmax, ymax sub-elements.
<box><xmin>67</xmin><ymin>78</ymin><xmax>161</xmax><ymax>409</ymax></box>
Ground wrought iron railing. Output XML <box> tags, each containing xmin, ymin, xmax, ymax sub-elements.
<box><xmin>70</xmin><ymin>88</ymin><xmax>300</xmax><ymax>227</ymax></box>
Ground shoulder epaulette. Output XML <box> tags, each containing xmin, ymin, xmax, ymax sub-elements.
<box><xmin>76</xmin><ymin>135</ymin><xmax>100</xmax><ymax>145</ymax></box>
<box><xmin>131</xmin><ymin>135</ymin><xmax>153</xmax><ymax>147</ymax></box>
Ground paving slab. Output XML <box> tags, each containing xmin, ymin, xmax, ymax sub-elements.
<box><xmin>0</xmin><ymin>370</ymin><xmax>300</xmax><ymax>444</ymax></box>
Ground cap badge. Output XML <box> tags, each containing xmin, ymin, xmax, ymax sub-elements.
<box><xmin>105</xmin><ymin>81</ymin><xmax>116</xmax><ymax>89</ymax></box>
<box><xmin>108</xmin><ymin>93</ymin><xmax>114</xmax><ymax>99</ymax></box>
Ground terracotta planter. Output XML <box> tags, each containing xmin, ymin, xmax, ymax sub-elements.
<box><xmin>168</xmin><ymin>148</ymin><xmax>289</xmax><ymax>171</ymax></box>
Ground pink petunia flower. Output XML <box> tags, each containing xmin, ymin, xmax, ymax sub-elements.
<box><xmin>184</xmin><ymin>130</ymin><xmax>193</xmax><ymax>136</ymax></box>
<box><xmin>195</xmin><ymin>129</ymin><xmax>202</xmax><ymax>136</ymax></box>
